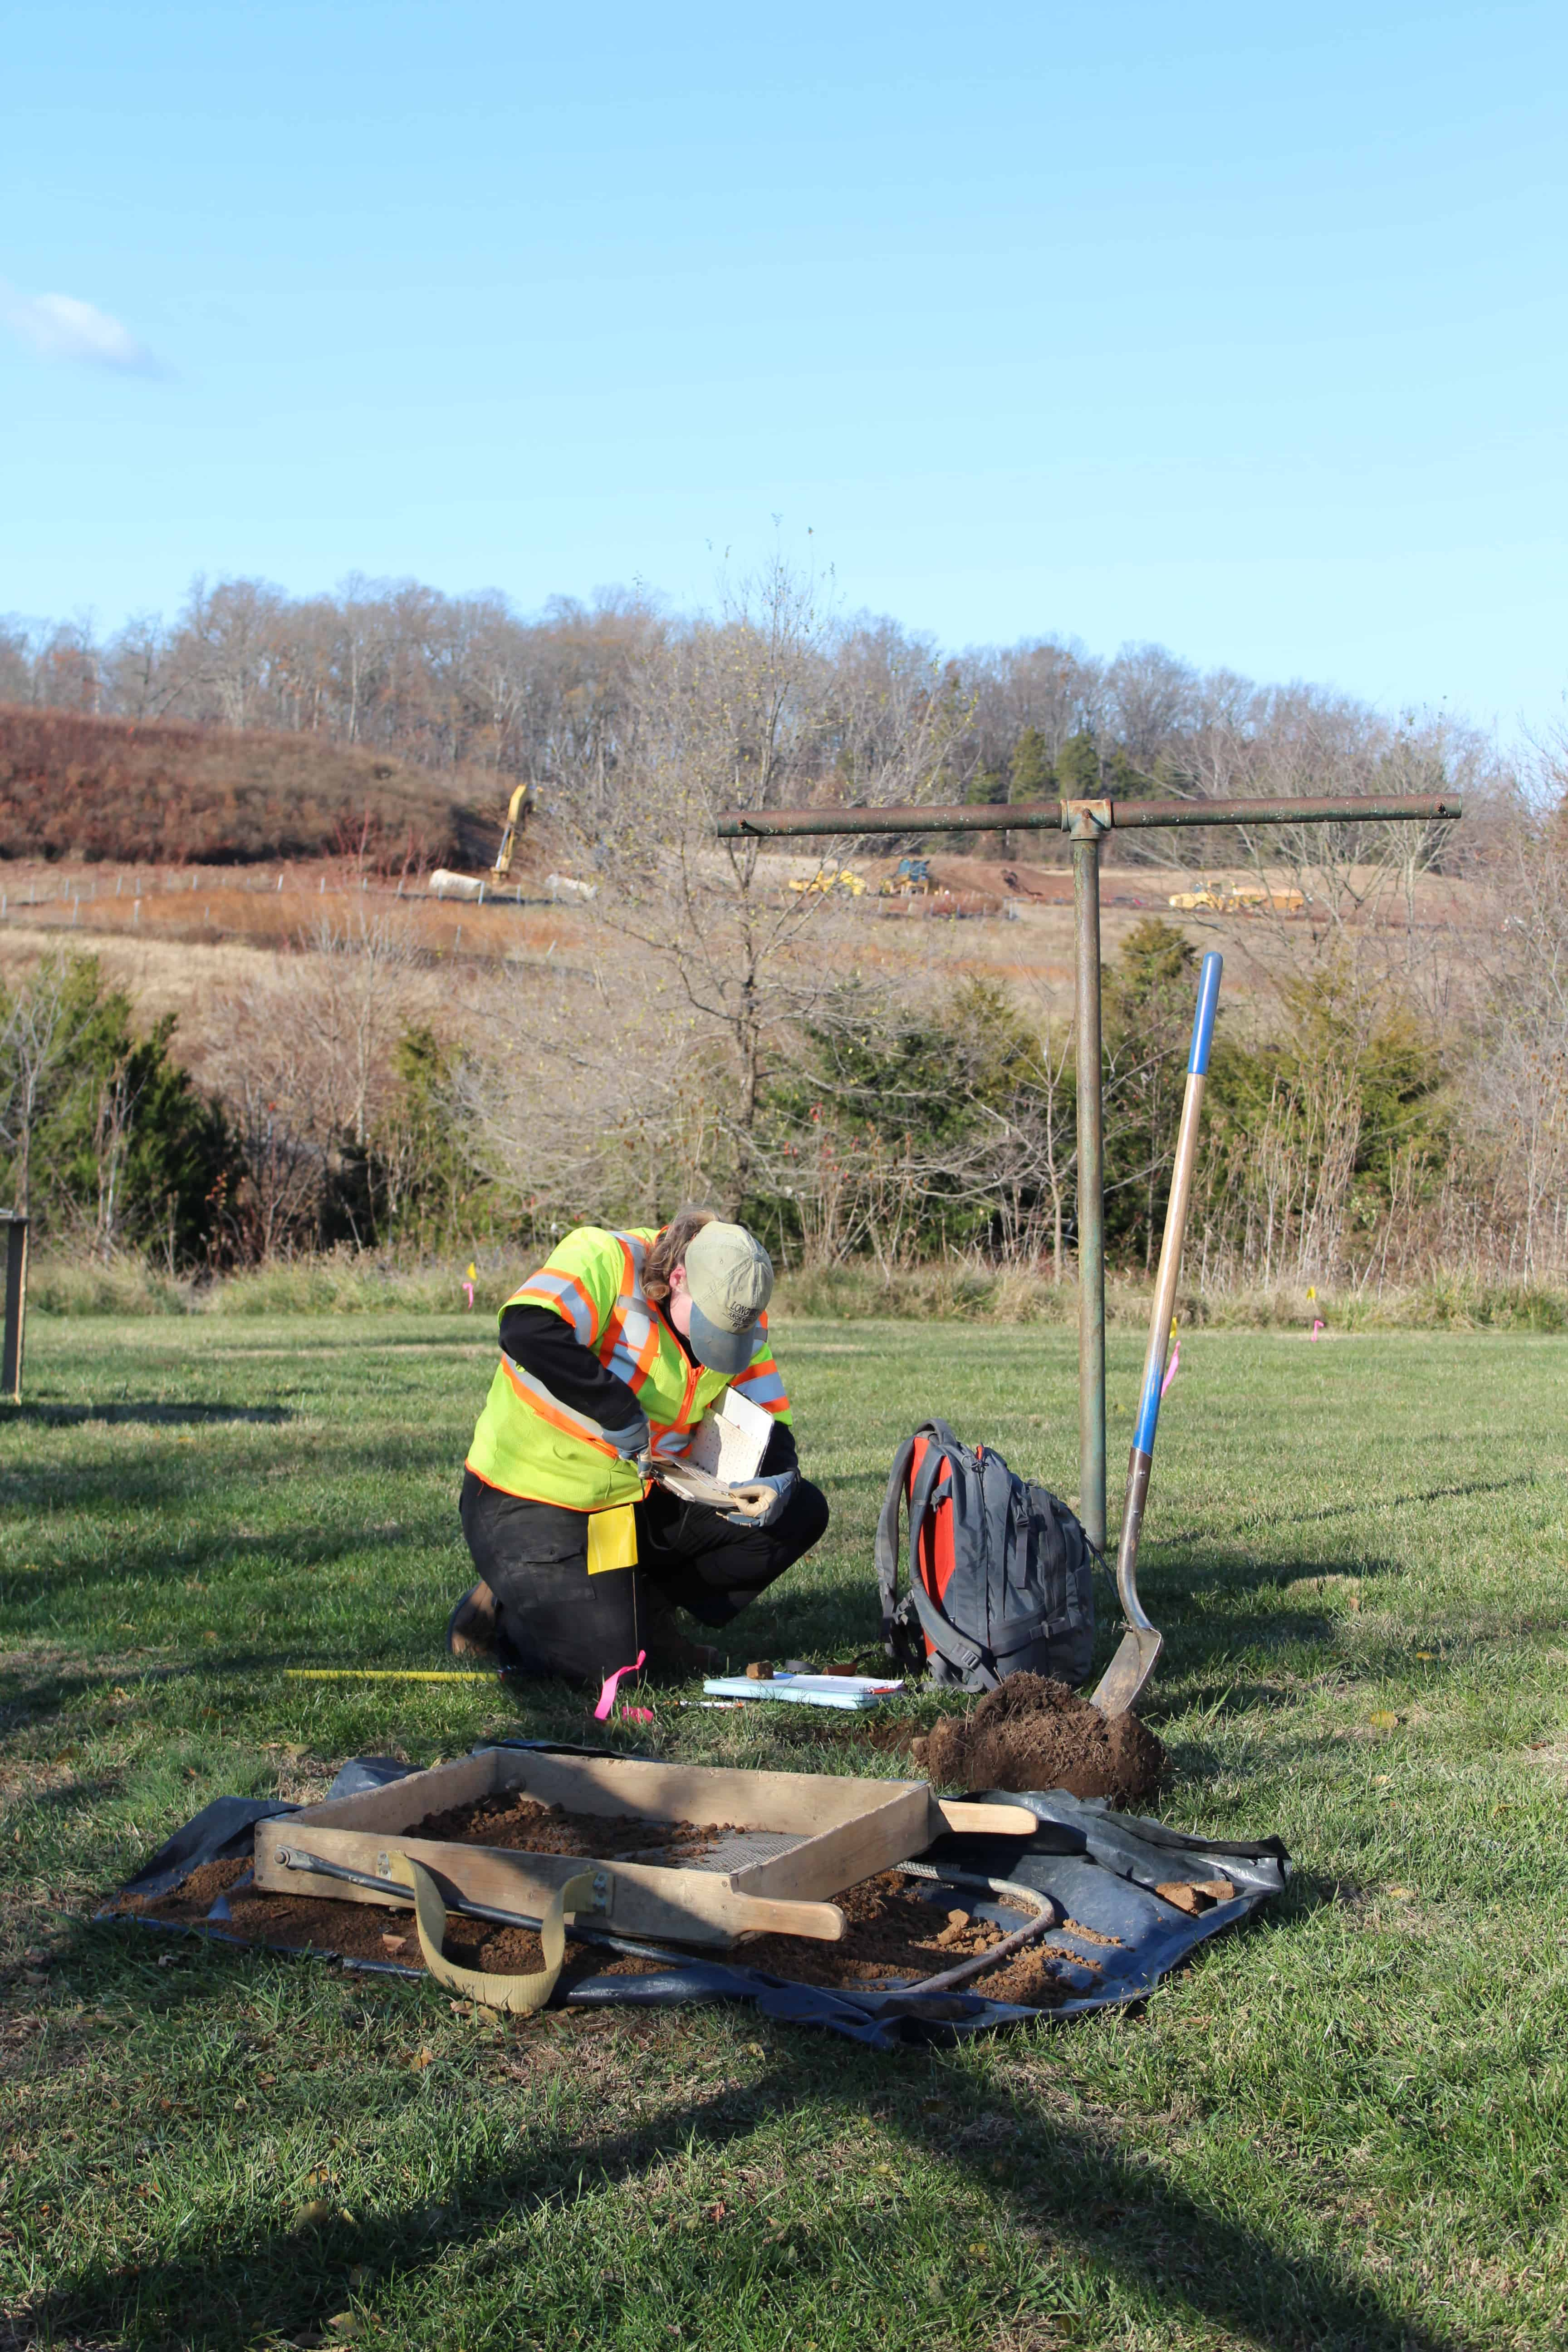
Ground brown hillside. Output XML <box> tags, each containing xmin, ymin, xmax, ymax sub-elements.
<box><xmin>0</xmin><ymin>705</ymin><xmax>495</xmax><ymax>868</ymax></box>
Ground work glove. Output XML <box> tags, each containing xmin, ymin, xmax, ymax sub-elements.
<box><xmin>604</xmin><ymin>1414</ymin><xmax>652</xmax><ymax>1461</ymax></box>
<box><xmin>725</xmin><ymin>1467</ymin><xmax>797</xmax><ymax>1529</ymax></box>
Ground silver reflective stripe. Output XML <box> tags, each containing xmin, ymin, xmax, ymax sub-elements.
<box><xmin>605</xmin><ymin>1342</ymin><xmax>647</xmax><ymax>1387</ymax></box>
<box><xmin>500</xmin><ymin>1350</ymin><xmax>612</xmax><ymax>1445</ymax></box>
<box><xmin>607</xmin><ymin>1231</ymin><xmax>656</xmax><ymax>1364</ymax></box>
<box><xmin>515</xmin><ymin>1268</ymin><xmax>595</xmax><ymax>1346</ymax></box>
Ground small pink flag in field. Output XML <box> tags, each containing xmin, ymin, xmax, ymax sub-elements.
<box><xmin>594</xmin><ymin>1650</ymin><xmax>647</xmax><ymax>1721</ymax></box>
<box><xmin>1160</xmin><ymin>1340</ymin><xmax>1180</xmax><ymax>1397</ymax></box>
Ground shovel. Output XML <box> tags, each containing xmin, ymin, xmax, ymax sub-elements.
<box><xmin>1092</xmin><ymin>950</ymin><xmax>1222</xmax><ymax>1718</ymax></box>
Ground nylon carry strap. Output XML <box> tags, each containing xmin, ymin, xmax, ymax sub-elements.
<box><xmin>874</xmin><ymin>1432</ymin><xmax>921</xmax><ymax>1634</ymax></box>
<box><xmin>387</xmin><ymin>1852</ymin><xmax>601</xmax><ymax>2014</ymax></box>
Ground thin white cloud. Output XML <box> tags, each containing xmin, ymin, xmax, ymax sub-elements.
<box><xmin>1</xmin><ymin>285</ymin><xmax>157</xmax><ymax>371</ymax></box>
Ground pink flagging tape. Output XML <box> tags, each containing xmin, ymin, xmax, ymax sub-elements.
<box><xmin>593</xmin><ymin>1649</ymin><xmax>647</xmax><ymax>1721</ymax></box>
<box><xmin>1160</xmin><ymin>1339</ymin><xmax>1180</xmax><ymax>1397</ymax></box>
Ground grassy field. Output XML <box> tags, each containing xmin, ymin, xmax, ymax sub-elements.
<box><xmin>3</xmin><ymin>1313</ymin><xmax>1566</xmax><ymax>2351</ymax></box>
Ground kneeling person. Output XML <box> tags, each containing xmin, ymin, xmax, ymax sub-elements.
<box><xmin>450</xmin><ymin>1209</ymin><xmax>829</xmax><ymax>1684</ymax></box>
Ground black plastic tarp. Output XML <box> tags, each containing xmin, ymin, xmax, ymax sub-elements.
<box><xmin>105</xmin><ymin>1745</ymin><xmax>1291</xmax><ymax>2051</ymax></box>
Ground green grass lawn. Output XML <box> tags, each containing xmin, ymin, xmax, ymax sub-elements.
<box><xmin>3</xmin><ymin>1311</ymin><xmax>1567</xmax><ymax>2350</ymax></box>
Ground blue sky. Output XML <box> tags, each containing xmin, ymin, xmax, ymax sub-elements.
<box><xmin>4</xmin><ymin>1</ymin><xmax>1565</xmax><ymax>736</ymax></box>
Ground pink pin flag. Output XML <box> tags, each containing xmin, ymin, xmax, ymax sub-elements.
<box><xmin>1311</xmin><ymin>1318</ymin><xmax>1325</xmax><ymax>1340</ymax></box>
<box><xmin>593</xmin><ymin>1649</ymin><xmax>647</xmax><ymax>1721</ymax></box>
<box><xmin>1160</xmin><ymin>1339</ymin><xmax>1180</xmax><ymax>1397</ymax></box>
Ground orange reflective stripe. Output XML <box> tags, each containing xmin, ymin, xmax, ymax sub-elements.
<box><xmin>731</xmin><ymin>1354</ymin><xmax>789</xmax><ymax>1411</ymax></box>
<box><xmin>514</xmin><ymin>1272</ymin><xmax>600</xmax><ymax>1347</ymax></box>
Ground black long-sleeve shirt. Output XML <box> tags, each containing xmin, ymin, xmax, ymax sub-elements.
<box><xmin>499</xmin><ymin>1303</ymin><xmax>798</xmax><ymax>1475</ymax></box>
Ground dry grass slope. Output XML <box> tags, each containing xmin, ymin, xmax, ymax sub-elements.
<box><xmin>0</xmin><ymin>704</ymin><xmax>490</xmax><ymax>869</ymax></box>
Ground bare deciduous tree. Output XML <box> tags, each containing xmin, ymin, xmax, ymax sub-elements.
<box><xmin>0</xmin><ymin>958</ymin><xmax>74</xmax><ymax>1216</ymax></box>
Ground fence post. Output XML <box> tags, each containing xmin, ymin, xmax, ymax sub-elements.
<box><xmin>1</xmin><ymin>1214</ymin><xmax>29</xmax><ymax>1404</ymax></box>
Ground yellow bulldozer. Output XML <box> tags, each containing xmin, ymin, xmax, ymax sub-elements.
<box><xmin>879</xmin><ymin>856</ymin><xmax>934</xmax><ymax>897</ymax></box>
<box><xmin>787</xmin><ymin>864</ymin><xmax>868</xmax><ymax>898</ymax></box>
<box><xmin>1167</xmin><ymin>877</ymin><xmax>1305</xmax><ymax>915</ymax></box>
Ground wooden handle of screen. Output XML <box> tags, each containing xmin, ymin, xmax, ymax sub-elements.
<box><xmin>717</xmin><ymin>1894</ymin><xmax>848</xmax><ymax>1941</ymax></box>
<box><xmin>935</xmin><ymin>1801</ymin><xmax>1041</xmax><ymax>1839</ymax></box>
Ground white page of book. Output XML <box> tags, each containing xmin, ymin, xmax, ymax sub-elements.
<box><xmin>685</xmin><ymin>1383</ymin><xmax>773</xmax><ymax>1484</ymax></box>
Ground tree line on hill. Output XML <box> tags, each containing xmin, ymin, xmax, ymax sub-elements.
<box><xmin>2</xmin><ymin>887</ymin><xmax>1558</xmax><ymax>1298</ymax></box>
<box><xmin>2</xmin><ymin>555</ymin><xmax>1560</xmax><ymax>1295</ymax></box>
<box><xmin>0</xmin><ymin>564</ymin><xmax>1490</xmax><ymax>863</ymax></box>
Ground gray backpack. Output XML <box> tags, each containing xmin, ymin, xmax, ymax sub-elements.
<box><xmin>875</xmin><ymin>1420</ymin><xmax>1095</xmax><ymax>1690</ymax></box>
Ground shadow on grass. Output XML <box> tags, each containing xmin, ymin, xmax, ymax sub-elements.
<box><xmin>1</xmin><ymin>1401</ymin><xmax>294</xmax><ymax>1427</ymax></box>
<box><xmin>1146</xmin><ymin>1550</ymin><xmax>1405</xmax><ymax>1598</ymax></box>
<box><xmin>0</xmin><ymin>1504</ymin><xmax>464</xmax><ymax>1607</ymax></box>
<box><xmin>1158</xmin><ymin>1474</ymin><xmax>1539</xmax><ymax>1548</ymax></box>
<box><xmin>25</xmin><ymin>2027</ymin><xmax>1473</xmax><ymax>2352</ymax></box>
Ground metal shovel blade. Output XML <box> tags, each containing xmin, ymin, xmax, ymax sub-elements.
<box><xmin>1090</xmin><ymin>1624</ymin><xmax>1163</xmax><ymax>1718</ymax></box>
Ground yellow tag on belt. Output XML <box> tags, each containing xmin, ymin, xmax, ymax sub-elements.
<box><xmin>586</xmin><ymin>1502</ymin><xmax>638</xmax><ymax>1575</ymax></box>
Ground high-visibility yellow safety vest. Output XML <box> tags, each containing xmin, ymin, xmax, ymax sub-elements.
<box><xmin>466</xmin><ymin>1224</ymin><xmax>791</xmax><ymax>1512</ymax></box>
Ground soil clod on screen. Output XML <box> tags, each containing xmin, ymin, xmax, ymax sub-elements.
<box><xmin>405</xmin><ymin>1791</ymin><xmax>732</xmax><ymax>1866</ymax></box>
<box><xmin>912</xmin><ymin>1672</ymin><xmax>1166</xmax><ymax>1806</ymax></box>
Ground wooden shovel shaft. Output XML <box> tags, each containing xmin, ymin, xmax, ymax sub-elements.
<box><xmin>1090</xmin><ymin>951</ymin><xmax>1221</xmax><ymax>1720</ymax></box>
<box><xmin>1115</xmin><ymin>951</ymin><xmax>1222</xmax><ymax>1630</ymax></box>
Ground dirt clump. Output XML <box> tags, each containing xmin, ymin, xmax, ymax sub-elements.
<box><xmin>912</xmin><ymin>1673</ymin><xmax>1166</xmax><ymax>1807</ymax></box>
<box><xmin>1154</xmin><ymin>1877</ymin><xmax>1235</xmax><ymax>1915</ymax></box>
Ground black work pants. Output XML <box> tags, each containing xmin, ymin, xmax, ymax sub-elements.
<box><xmin>457</xmin><ymin>1469</ymin><xmax>830</xmax><ymax>1686</ymax></box>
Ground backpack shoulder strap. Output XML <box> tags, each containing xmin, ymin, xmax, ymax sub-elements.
<box><xmin>874</xmin><ymin>1431</ymin><xmax>921</xmax><ymax>1634</ymax></box>
<box><xmin>876</xmin><ymin>1422</ymin><xmax>964</xmax><ymax>1632</ymax></box>
<box><xmin>901</xmin><ymin>1422</ymin><xmax>1000</xmax><ymax>1690</ymax></box>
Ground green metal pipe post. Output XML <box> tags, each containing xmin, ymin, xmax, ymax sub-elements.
<box><xmin>1070</xmin><ymin>812</ymin><xmax>1108</xmax><ymax>1550</ymax></box>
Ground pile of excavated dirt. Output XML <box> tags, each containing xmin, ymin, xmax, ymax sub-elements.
<box><xmin>406</xmin><ymin>1792</ymin><xmax>728</xmax><ymax>1866</ymax></box>
<box><xmin>110</xmin><ymin>1858</ymin><xmax>1102</xmax><ymax>2005</ymax></box>
<box><xmin>911</xmin><ymin>1673</ymin><xmax>1166</xmax><ymax>1807</ymax></box>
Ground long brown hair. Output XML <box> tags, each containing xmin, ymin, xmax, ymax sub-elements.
<box><xmin>642</xmin><ymin>1205</ymin><xmax>717</xmax><ymax>1304</ymax></box>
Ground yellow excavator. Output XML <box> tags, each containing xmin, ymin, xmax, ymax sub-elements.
<box><xmin>492</xmin><ymin>784</ymin><xmax>533</xmax><ymax>880</ymax></box>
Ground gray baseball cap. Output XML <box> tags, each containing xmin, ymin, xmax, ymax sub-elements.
<box><xmin>683</xmin><ymin>1220</ymin><xmax>774</xmax><ymax>1376</ymax></box>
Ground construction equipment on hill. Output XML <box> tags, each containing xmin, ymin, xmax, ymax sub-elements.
<box><xmin>879</xmin><ymin>856</ymin><xmax>934</xmax><ymax>897</ymax></box>
<box><xmin>1167</xmin><ymin>877</ymin><xmax>1305</xmax><ymax>915</ymax></box>
<box><xmin>491</xmin><ymin>784</ymin><xmax>534</xmax><ymax>881</ymax></box>
<box><xmin>787</xmin><ymin>865</ymin><xmax>868</xmax><ymax>897</ymax></box>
